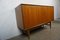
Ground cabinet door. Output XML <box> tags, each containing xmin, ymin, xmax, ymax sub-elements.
<box><xmin>37</xmin><ymin>6</ymin><xmax>43</xmax><ymax>24</ymax></box>
<box><xmin>47</xmin><ymin>7</ymin><xmax>54</xmax><ymax>21</ymax></box>
<box><xmin>41</xmin><ymin>6</ymin><xmax>54</xmax><ymax>23</ymax></box>
<box><xmin>40</xmin><ymin>6</ymin><xmax>48</xmax><ymax>23</ymax></box>
<box><xmin>22</xmin><ymin>5</ymin><xmax>38</xmax><ymax>29</ymax></box>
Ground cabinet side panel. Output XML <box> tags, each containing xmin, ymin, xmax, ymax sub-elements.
<box><xmin>15</xmin><ymin>5</ymin><xmax>24</xmax><ymax>30</ymax></box>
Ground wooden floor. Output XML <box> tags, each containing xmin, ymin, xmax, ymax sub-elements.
<box><xmin>8</xmin><ymin>20</ymin><xmax>60</xmax><ymax>40</ymax></box>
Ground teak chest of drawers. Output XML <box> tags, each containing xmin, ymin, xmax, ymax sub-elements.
<box><xmin>15</xmin><ymin>4</ymin><xmax>54</xmax><ymax>40</ymax></box>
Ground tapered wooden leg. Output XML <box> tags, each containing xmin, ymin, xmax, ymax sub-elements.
<box><xmin>50</xmin><ymin>22</ymin><xmax>51</xmax><ymax>29</ymax></box>
<box><xmin>26</xmin><ymin>30</ymin><xmax>30</xmax><ymax>40</ymax></box>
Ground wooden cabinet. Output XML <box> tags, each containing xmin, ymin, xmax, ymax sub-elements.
<box><xmin>15</xmin><ymin>4</ymin><xmax>54</xmax><ymax>39</ymax></box>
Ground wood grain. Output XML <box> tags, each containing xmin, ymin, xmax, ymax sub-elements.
<box><xmin>20</xmin><ymin>4</ymin><xmax>54</xmax><ymax>30</ymax></box>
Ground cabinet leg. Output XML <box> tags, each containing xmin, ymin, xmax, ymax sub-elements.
<box><xmin>26</xmin><ymin>30</ymin><xmax>30</xmax><ymax>40</ymax></box>
<box><xmin>50</xmin><ymin>22</ymin><xmax>51</xmax><ymax>29</ymax></box>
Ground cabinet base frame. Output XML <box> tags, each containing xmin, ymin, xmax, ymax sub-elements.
<box><xmin>21</xmin><ymin>22</ymin><xmax>51</xmax><ymax>40</ymax></box>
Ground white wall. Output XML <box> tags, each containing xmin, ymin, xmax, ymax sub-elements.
<box><xmin>57</xmin><ymin>0</ymin><xmax>60</xmax><ymax>18</ymax></box>
<box><xmin>0</xmin><ymin>0</ymin><xmax>59</xmax><ymax>40</ymax></box>
<box><xmin>0</xmin><ymin>0</ymin><xmax>21</xmax><ymax>40</ymax></box>
<box><xmin>21</xmin><ymin>0</ymin><xmax>54</xmax><ymax>5</ymax></box>
<box><xmin>53</xmin><ymin>0</ymin><xmax>59</xmax><ymax>19</ymax></box>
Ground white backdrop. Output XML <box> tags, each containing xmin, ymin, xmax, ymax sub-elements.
<box><xmin>0</xmin><ymin>0</ymin><xmax>58</xmax><ymax>40</ymax></box>
<box><xmin>0</xmin><ymin>0</ymin><xmax>21</xmax><ymax>40</ymax></box>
